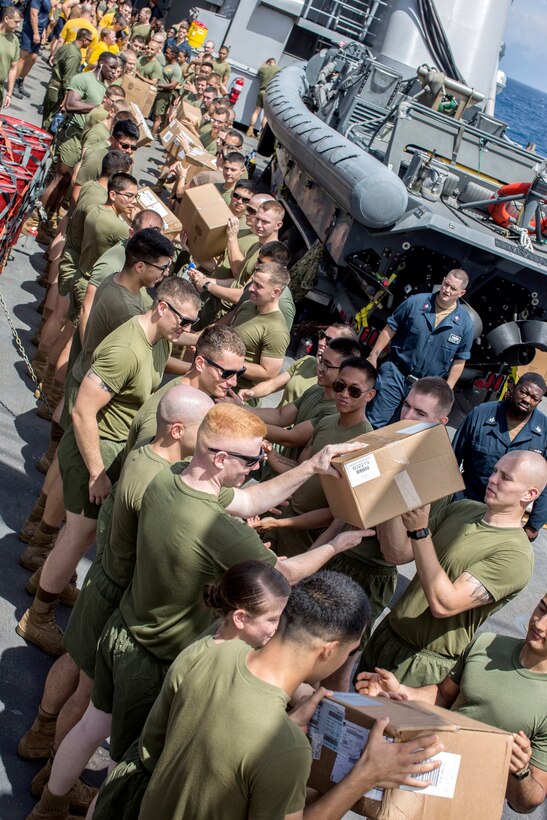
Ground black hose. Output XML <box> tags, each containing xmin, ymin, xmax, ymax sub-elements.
<box><xmin>417</xmin><ymin>0</ymin><xmax>466</xmax><ymax>84</ymax></box>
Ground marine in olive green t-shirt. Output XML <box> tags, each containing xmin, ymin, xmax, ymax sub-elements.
<box><xmin>232</xmin><ymin>300</ymin><xmax>289</xmax><ymax>392</ymax></box>
<box><xmin>76</xmin><ymin>145</ymin><xmax>108</xmax><ymax>185</ymax></box>
<box><xmin>67</xmin><ymin>71</ymin><xmax>107</xmax><ymax>129</ymax></box>
<box><xmin>58</xmin><ymin>180</ymin><xmax>107</xmax><ymax>295</ymax></box>
<box><xmin>139</xmin><ymin>640</ymin><xmax>310</xmax><ymax>820</ymax></box>
<box><xmin>0</xmin><ymin>31</ymin><xmax>19</xmax><ymax>105</ymax></box>
<box><xmin>78</xmin><ymin>204</ymin><xmax>130</xmax><ymax>279</ymax></box>
<box><xmin>120</xmin><ymin>467</ymin><xmax>276</xmax><ymax>661</ymax></box>
<box><xmin>279</xmin><ymin>355</ymin><xmax>317</xmax><ymax>405</ymax></box>
<box><xmin>137</xmin><ymin>54</ymin><xmax>162</xmax><ymax>82</ymax></box>
<box><xmin>124</xmin><ymin>376</ymin><xmax>182</xmax><ymax>455</ymax></box>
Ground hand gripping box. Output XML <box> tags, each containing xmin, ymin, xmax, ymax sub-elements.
<box><xmin>320</xmin><ymin>421</ymin><xmax>465</xmax><ymax>528</ymax></box>
<box><xmin>133</xmin><ymin>187</ymin><xmax>182</xmax><ymax>241</ymax></box>
<box><xmin>175</xmin><ymin>183</ymin><xmax>232</xmax><ymax>263</ymax></box>
<box><xmin>308</xmin><ymin>693</ymin><xmax>512</xmax><ymax>820</ymax></box>
<box><xmin>176</xmin><ymin>99</ymin><xmax>202</xmax><ymax>128</ymax></box>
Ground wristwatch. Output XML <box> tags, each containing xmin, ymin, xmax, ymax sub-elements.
<box><xmin>202</xmin><ymin>281</ymin><xmax>210</xmax><ymax>293</ymax></box>
<box><xmin>511</xmin><ymin>768</ymin><xmax>530</xmax><ymax>781</ymax></box>
<box><xmin>407</xmin><ymin>528</ymin><xmax>431</xmax><ymax>540</ymax></box>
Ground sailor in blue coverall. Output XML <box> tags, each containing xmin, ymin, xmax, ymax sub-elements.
<box><xmin>367</xmin><ymin>270</ymin><xmax>474</xmax><ymax>428</ymax></box>
<box><xmin>452</xmin><ymin>372</ymin><xmax>547</xmax><ymax>540</ymax></box>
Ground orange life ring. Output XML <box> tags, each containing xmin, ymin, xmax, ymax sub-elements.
<box><xmin>488</xmin><ymin>182</ymin><xmax>531</xmax><ymax>227</ymax></box>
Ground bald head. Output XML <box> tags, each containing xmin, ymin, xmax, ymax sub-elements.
<box><xmin>132</xmin><ymin>209</ymin><xmax>163</xmax><ymax>233</ymax></box>
<box><xmin>501</xmin><ymin>451</ymin><xmax>547</xmax><ymax>495</ymax></box>
<box><xmin>156</xmin><ymin>385</ymin><xmax>214</xmax><ymax>455</ymax></box>
<box><xmin>487</xmin><ymin>451</ymin><xmax>547</xmax><ymax>515</ymax></box>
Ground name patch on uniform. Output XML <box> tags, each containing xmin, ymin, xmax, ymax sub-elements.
<box><xmin>447</xmin><ymin>334</ymin><xmax>461</xmax><ymax>344</ymax></box>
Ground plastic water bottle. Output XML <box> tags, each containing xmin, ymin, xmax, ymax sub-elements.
<box><xmin>179</xmin><ymin>261</ymin><xmax>196</xmax><ymax>281</ymax></box>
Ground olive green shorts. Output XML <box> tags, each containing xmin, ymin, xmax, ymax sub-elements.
<box><xmin>92</xmin><ymin>609</ymin><xmax>170</xmax><ymax>761</ymax></box>
<box><xmin>327</xmin><ymin>553</ymin><xmax>398</xmax><ymax>645</ymax></box>
<box><xmin>64</xmin><ymin>554</ymin><xmax>124</xmax><ymax>678</ymax></box>
<box><xmin>256</xmin><ymin>90</ymin><xmax>265</xmax><ymax>108</ymax></box>
<box><xmin>58</xmin><ymin>245</ymin><xmax>79</xmax><ymax>296</ymax></box>
<box><xmin>68</xmin><ymin>271</ymin><xmax>89</xmax><ymax>323</ymax></box>
<box><xmin>356</xmin><ymin>618</ymin><xmax>457</xmax><ymax>687</ymax></box>
<box><xmin>152</xmin><ymin>91</ymin><xmax>171</xmax><ymax>117</ymax></box>
<box><xmin>58</xmin><ymin>427</ymin><xmax>125</xmax><ymax>519</ymax></box>
<box><xmin>59</xmin><ymin>372</ymin><xmax>79</xmax><ymax>432</ymax></box>
<box><xmin>93</xmin><ymin>739</ymin><xmax>150</xmax><ymax>820</ymax></box>
<box><xmin>57</xmin><ymin>126</ymin><xmax>84</xmax><ymax>168</ymax></box>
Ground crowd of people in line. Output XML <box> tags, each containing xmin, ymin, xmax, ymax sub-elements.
<box><xmin>0</xmin><ymin>1</ymin><xmax>546</xmax><ymax>818</ymax></box>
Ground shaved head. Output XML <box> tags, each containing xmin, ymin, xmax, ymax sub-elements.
<box><xmin>156</xmin><ymin>385</ymin><xmax>214</xmax><ymax>455</ymax></box>
<box><xmin>504</xmin><ymin>451</ymin><xmax>547</xmax><ymax>495</ymax></box>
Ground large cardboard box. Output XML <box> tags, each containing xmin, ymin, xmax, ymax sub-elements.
<box><xmin>320</xmin><ymin>420</ymin><xmax>464</xmax><ymax>528</ymax></box>
<box><xmin>159</xmin><ymin>121</ymin><xmax>218</xmax><ymax>181</ymax></box>
<box><xmin>175</xmin><ymin>183</ymin><xmax>232</xmax><ymax>263</ymax></box>
<box><xmin>133</xmin><ymin>187</ymin><xmax>182</xmax><ymax>241</ymax></box>
<box><xmin>120</xmin><ymin>75</ymin><xmax>157</xmax><ymax>118</ymax></box>
<box><xmin>127</xmin><ymin>102</ymin><xmax>153</xmax><ymax>149</ymax></box>
<box><xmin>308</xmin><ymin>693</ymin><xmax>512</xmax><ymax>820</ymax></box>
<box><xmin>177</xmin><ymin>99</ymin><xmax>202</xmax><ymax>129</ymax></box>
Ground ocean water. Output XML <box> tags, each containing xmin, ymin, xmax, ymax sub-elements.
<box><xmin>494</xmin><ymin>77</ymin><xmax>547</xmax><ymax>157</ymax></box>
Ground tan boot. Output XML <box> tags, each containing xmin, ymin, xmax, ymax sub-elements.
<box><xmin>38</xmin><ymin>379</ymin><xmax>64</xmax><ymax>422</ymax></box>
<box><xmin>30</xmin><ymin>350</ymin><xmax>48</xmax><ymax>383</ymax></box>
<box><xmin>30</xmin><ymin>757</ymin><xmax>52</xmax><ymax>797</ymax></box>
<box><xmin>16</xmin><ymin>603</ymin><xmax>66</xmax><ymax>657</ymax></box>
<box><xmin>18</xmin><ymin>710</ymin><xmax>56</xmax><ymax>760</ymax></box>
<box><xmin>25</xmin><ymin>785</ymin><xmax>76</xmax><ymax>820</ymax></box>
<box><xmin>31</xmin><ymin>762</ymin><xmax>97</xmax><ymax>812</ymax></box>
<box><xmin>26</xmin><ymin>568</ymin><xmax>79</xmax><ymax>608</ymax></box>
<box><xmin>36</xmin><ymin>422</ymin><xmax>64</xmax><ymax>475</ymax></box>
<box><xmin>20</xmin><ymin>524</ymin><xmax>59</xmax><ymax>572</ymax></box>
<box><xmin>19</xmin><ymin>493</ymin><xmax>47</xmax><ymax>543</ymax></box>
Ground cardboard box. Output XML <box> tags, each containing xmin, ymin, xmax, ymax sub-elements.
<box><xmin>174</xmin><ymin>183</ymin><xmax>232</xmax><ymax>263</ymax></box>
<box><xmin>320</xmin><ymin>420</ymin><xmax>464</xmax><ymax>528</ymax></box>
<box><xmin>128</xmin><ymin>102</ymin><xmax>153</xmax><ymax>149</ymax></box>
<box><xmin>308</xmin><ymin>693</ymin><xmax>512</xmax><ymax>819</ymax></box>
<box><xmin>120</xmin><ymin>75</ymin><xmax>157</xmax><ymax>118</ymax></box>
<box><xmin>133</xmin><ymin>187</ymin><xmax>182</xmax><ymax>241</ymax></box>
<box><xmin>177</xmin><ymin>100</ymin><xmax>202</xmax><ymax>129</ymax></box>
<box><xmin>159</xmin><ymin>121</ymin><xmax>218</xmax><ymax>182</ymax></box>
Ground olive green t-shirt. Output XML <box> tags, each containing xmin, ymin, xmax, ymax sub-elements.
<box><xmin>211</xmin><ymin>59</ymin><xmax>230</xmax><ymax>83</ymax></box>
<box><xmin>90</xmin><ymin>315</ymin><xmax>171</xmax><ymax>441</ymax></box>
<box><xmin>82</xmin><ymin>120</ymin><xmax>110</xmax><ymax>152</ymax></box>
<box><xmin>124</xmin><ymin>375</ymin><xmax>183</xmax><ymax>455</ymax></box>
<box><xmin>236</xmin><ymin>240</ymin><xmax>260</xmax><ymax>288</ymax></box>
<box><xmin>137</xmin><ymin>54</ymin><xmax>162</xmax><ymax>81</ymax></box>
<box><xmin>258</xmin><ymin>63</ymin><xmax>280</xmax><ymax>91</ymax></box>
<box><xmin>67</xmin><ymin>71</ymin><xmax>106</xmax><ymax>128</ymax></box>
<box><xmin>89</xmin><ymin>242</ymin><xmax>125</xmax><ymax>288</ymax></box>
<box><xmin>50</xmin><ymin>41</ymin><xmax>81</xmax><ymax>88</ymax></box>
<box><xmin>131</xmin><ymin>22</ymin><xmax>151</xmax><ymax>39</ymax></box>
<box><xmin>72</xmin><ymin>275</ymin><xmax>149</xmax><ymax>385</ymax></box>
<box><xmin>281</xmin><ymin>383</ymin><xmax>337</xmax><ymax>463</ymax></box>
<box><xmin>279</xmin><ymin>355</ymin><xmax>317</xmax><ymax>405</ymax></box>
<box><xmin>83</xmin><ymin>104</ymin><xmax>108</xmax><ymax>134</ymax></box>
<box><xmin>160</xmin><ymin>60</ymin><xmax>182</xmax><ymax>87</ymax></box>
<box><xmin>232</xmin><ymin>302</ymin><xmax>289</xmax><ymax>391</ymax></box>
<box><xmin>214</xmin><ymin>181</ymin><xmax>233</xmax><ymax>205</ymax></box>
<box><xmin>102</xmin><ymin>443</ymin><xmax>170</xmax><ymax>587</ymax></box>
<box><xmin>138</xmin><ymin>640</ymin><xmax>310</xmax><ymax>820</ymax></box>
<box><xmin>67</xmin><ymin>180</ymin><xmax>107</xmax><ymax>251</ymax></box>
<box><xmin>389</xmin><ymin>499</ymin><xmax>534</xmax><ymax>658</ymax></box>
<box><xmin>239</xmin><ymin>284</ymin><xmax>295</xmax><ymax>331</ymax></box>
<box><xmin>449</xmin><ymin>633</ymin><xmax>547</xmax><ymax>771</ymax></box>
<box><xmin>76</xmin><ymin>145</ymin><xmax>108</xmax><ymax>185</ymax></box>
<box><xmin>0</xmin><ymin>31</ymin><xmax>20</xmax><ymax>83</ymax></box>
<box><xmin>78</xmin><ymin>205</ymin><xmax>130</xmax><ymax>277</ymax></box>
<box><xmin>120</xmin><ymin>468</ymin><xmax>276</xmax><ymax>661</ymax></box>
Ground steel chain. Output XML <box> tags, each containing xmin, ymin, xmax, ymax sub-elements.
<box><xmin>0</xmin><ymin>283</ymin><xmax>52</xmax><ymax>415</ymax></box>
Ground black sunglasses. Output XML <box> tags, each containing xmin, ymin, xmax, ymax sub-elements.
<box><xmin>202</xmin><ymin>355</ymin><xmax>246</xmax><ymax>380</ymax></box>
<box><xmin>318</xmin><ymin>329</ymin><xmax>335</xmax><ymax>343</ymax></box>
<box><xmin>246</xmin><ymin>205</ymin><xmax>257</xmax><ymax>215</ymax></box>
<box><xmin>208</xmin><ymin>447</ymin><xmax>266</xmax><ymax>467</ymax></box>
<box><xmin>333</xmin><ymin>380</ymin><xmax>365</xmax><ymax>399</ymax></box>
<box><xmin>118</xmin><ymin>141</ymin><xmax>137</xmax><ymax>151</ymax></box>
<box><xmin>162</xmin><ymin>300</ymin><xmax>198</xmax><ymax>328</ymax></box>
<box><xmin>232</xmin><ymin>191</ymin><xmax>252</xmax><ymax>203</ymax></box>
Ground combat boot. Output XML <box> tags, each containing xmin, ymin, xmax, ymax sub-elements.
<box><xmin>17</xmin><ymin>708</ymin><xmax>56</xmax><ymax>760</ymax></box>
<box><xmin>30</xmin><ymin>350</ymin><xmax>48</xmax><ymax>383</ymax></box>
<box><xmin>20</xmin><ymin>524</ymin><xmax>59</xmax><ymax>572</ymax></box>
<box><xmin>19</xmin><ymin>493</ymin><xmax>47</xmax><ymax>543</ymax></box>
<box><xmin>26</xmin><ymin>568</ymin><xmax>79</xmax><ymax>608</ymax></box>
<box><xmin>38</xmin><ymin>379</ymin><xmax>64</xmax><ymax>421</ymax></box>
<box><xmin>16</xmin><ymin>603</ymin><xmax>66</xmax><ymax>657</ymax></box>
<box><xmin>31</xmin><ymin>760</ymin><xmax>98</xmax><ymax>812</ymax></box>
<box><xmin>25</xmin><ymin>785</ymin><xmax>79</xmax><ymax>820</ymax></box>
<box><xmin>36</xmin><ymin>422</ymin><xmax>64</xmax><ymax>475</ymax></box>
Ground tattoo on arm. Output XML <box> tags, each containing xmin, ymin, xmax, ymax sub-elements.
<box><xmin>86</xmin><ymin>370</ymin><xmax>114</xmax><ymax>394</ymax></box>
<box><xmin>462</xmin><ymin>572</ymin><xmax>494</xmax><ymax>605</ymax></box>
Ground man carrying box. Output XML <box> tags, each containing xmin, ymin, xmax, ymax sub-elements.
<box><xmin>356</xmin><ymin>592</ymin><xmax>547</xmax><ymax>814</ymax></box>
<box><xmin>357</xmin><ymin>450</ymin><xmax>546</xmax><ymax>686</ymax></box>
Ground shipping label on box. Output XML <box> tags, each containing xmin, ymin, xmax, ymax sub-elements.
<box><xmin>320</xmin><ymin>420</ymin><xmax>465</xmax><ymax>528</ymax></box>
<box><xmin>134</xmin><ymin>187</ymin><xmax>182</xmax><ymax>241</ymax></box>
<box><xmin>308</xmin><ymin>694</ymin><xmax>511</xmax><ymax>820</ymax></box>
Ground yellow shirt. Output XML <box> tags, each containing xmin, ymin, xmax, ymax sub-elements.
<box><xmin>84</xmin><ymin>40</ymin><xmax>118</xmax><ymax>69</ymax></box>
<box><xmin>60</xmin><ymin>18</ymin><xmax>99</xmax><ymax>55</ymax></box>
<box><xmin>99</xmin><ymin>11</ymin><xmax>129</xmax><ymax>35</ymax></box>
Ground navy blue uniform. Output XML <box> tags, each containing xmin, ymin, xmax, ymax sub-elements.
<box><xmin>368</xmin><ymin>292</ymin><xmax>474</xmax><ymax>428</ymax></box>
<box><xmin>452</xmin><ymin>399</ymin><xmax>547</xmax><ymax>532</ymax></box>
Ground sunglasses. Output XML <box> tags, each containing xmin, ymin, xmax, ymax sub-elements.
<box><xmin>208</xmin><ymin>447</ymin><xmax>266</xmax><ymax>467</ymax></box>
<box><xmin>202</xmin><ymin>355</ymin><xmax>246</xmax><ymax>380</ymax></box>
<box><xmin>118</xmin><ymin>142</ymin><xmax>137</xmax><ymax>152</ymax></box>
<box><xmin>333</xmin><ymin>380</ymin><xmax>366</xmax><ymax>399</ymax></box>
<box><xmin>246</xmin><ymin>205</ymin><xmax>257</xmax><ymax>215</ymax></box>
<box><xmin>162</xmin><ymin>300</ymin><xmax>198</xmax><ymax>328</ymax></box>
<box><xmin>144</xmin><ymin>260</ymin><xmax>172</xmax><ymax>273</ymax></box>
<box><xmin>318</xmin><ymin>329</ymin><xmax>335</xmax><ymax>342</ymax></box>
<box><xmin>232</xmin><ymin>191</ymin><xmax>252</xmax><ymax>203</ymax></box>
